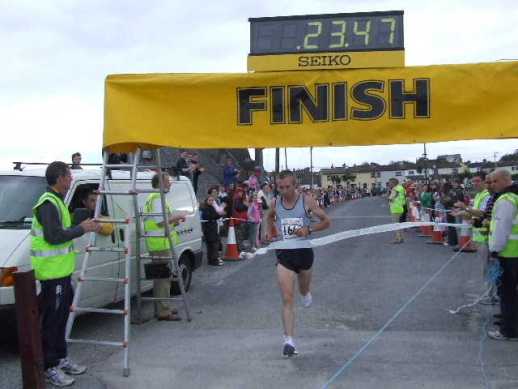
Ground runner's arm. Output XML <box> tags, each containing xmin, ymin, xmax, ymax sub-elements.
<box><xmin>298</xmin><ymin>195</ymin><xmax>330</xmax><ymax>237</ymax></box>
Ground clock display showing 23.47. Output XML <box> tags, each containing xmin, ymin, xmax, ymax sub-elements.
<box><xmin>249</xmin><ymin>11</ymin><xmax>404</xmax><ymax>55</ymax></box>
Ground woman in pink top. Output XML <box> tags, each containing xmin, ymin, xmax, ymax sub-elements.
<box><xmin>248</xmin><ymin>167</ymin><xmax>262</xmax><ymax>193</ymax></box>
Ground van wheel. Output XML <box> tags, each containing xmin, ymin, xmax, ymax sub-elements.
<box><xmin>171</xmin><ymin>254</ymin><xmax>192</xmax><ymax>295</ymax></box>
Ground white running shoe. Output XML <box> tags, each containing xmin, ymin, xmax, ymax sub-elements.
<box><xmin>45</xmin><ymin>367</ymin><xmax>75</xmax><ymax>387</ymax></box>
<box><xmin>58</xmin><ymin>357</ymin><xmax>87</xmax><ymax>375</ymax></box>
<box><xmin>302</xmin><ymin>292</ymin><xmax>312</xmax><ymax>308</ymax></box>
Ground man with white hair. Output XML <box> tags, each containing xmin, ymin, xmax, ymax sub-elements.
<box><xmin>487</xmin><ymin>168</ymin><xmax>518</xmax><ymax>341</ymax></box>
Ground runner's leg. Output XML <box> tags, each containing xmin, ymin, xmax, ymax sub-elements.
<box><xmin>298</xmin><ymin>268</ymin><xmax>313</xmax><ymax>297</ymax></box>
<box><xmin>277</xmin><ymin>263</ymin><xmax>296</xmax><ymax>337</ymax></box>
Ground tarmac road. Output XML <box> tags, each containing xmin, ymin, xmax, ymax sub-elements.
<box><xmin>2</xmin><ymin>196</ymin><xmax>518</xmax><ymax>388</ymax></box>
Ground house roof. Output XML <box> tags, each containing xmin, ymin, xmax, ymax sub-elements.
<box><xmin>319</xmin><ymin>159</ymin><xmax>518</xmax><ymax>176</ymax></box>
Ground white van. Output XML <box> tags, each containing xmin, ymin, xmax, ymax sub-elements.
<box><xmin>0</xmin><ymin>167</ymin><xmax>203</xmax><ymax>311</ymax></box>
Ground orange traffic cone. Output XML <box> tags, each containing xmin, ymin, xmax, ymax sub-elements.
<box><xmin>454</xmin><ymin>221</ymin><xmax>477</xmax><ymax>253</ymax></box>
<box><xmin>223</xmin><ymin>218</ymin><xmax>241</xmax><ymax>261</ymax></box>
<box><xmin>427</xmin><ymin>217</ymin><xmax>445</xmax><ymax>245</ymax></box>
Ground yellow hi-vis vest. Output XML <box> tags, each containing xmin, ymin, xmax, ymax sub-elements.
<box><xmin>489</xmin><ymin>192</ymin><xmax>518</xmax><ymax>258</ymax></box>
<box><xmin>390</xmin><ymin>184</ymin><xmax>406</xmax><ymax>215</ymax></box>
<box><xmin>472</xmin><ymin>189</ymin><xmax>490</xmax><ymax>243</ymax></box>
<box><xmin>143</xmin><ymin>193</ymin><xmax>180</xmax><ymax>251</ymax></box>
<box><xmin>31</xmin><ymin>192</ymin><xmax>76</xmax><ymax>281</ymax></box>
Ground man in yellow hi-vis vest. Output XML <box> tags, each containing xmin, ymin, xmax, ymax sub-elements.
<box><xmin>454</xmin><ymin>173</ymin><xmax>494</xmax><ymax>303</ymax></box>
<box><xmin>31</xmin><ymin>161</ymin><xmax>100</xmax><ymax>387</ymax></box>
<box><xmin>143</xmin><ymin>172</ymin><xmax>187</xmax><ymax>321</ymax></box>
<box><xmin>487</xmin><ymin>169</ymin><xmax>518</xmax><ymax>341</ymax></box>
<box><xmin>388</xmin><ymin>178</ymin><xmax>407</xmax><ymax>244</ymax></box>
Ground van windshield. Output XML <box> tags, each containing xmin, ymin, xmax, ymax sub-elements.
<box><xmin>0</xmin><ymin>176</ymin><xmax>47</xmax><ymax>229</ymax></box>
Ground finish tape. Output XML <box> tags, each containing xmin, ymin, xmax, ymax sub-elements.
<box><xmin>256</xmin><ymin>221</ymin><xmax>470</xmax><ymax>254</ymax></box>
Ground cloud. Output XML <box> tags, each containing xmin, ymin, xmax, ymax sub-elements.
<box><xmin>1</xmin><ymin>0</ymin><xmax>517</xmax><ymax>171</ymax></box>
<box><xmin>0</xmin><ymin>93</ymin><xmax>103</xmax><ymax>169</ymax></box>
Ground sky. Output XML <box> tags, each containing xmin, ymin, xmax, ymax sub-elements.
<box><xmin>1</xmin><ymin>0</ymin><xmax>517</xmax><ymax>172</ymax></box>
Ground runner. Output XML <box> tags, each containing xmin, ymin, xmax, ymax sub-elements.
<box><xmin>266</xmin><ymin>170</ymin><xmax>331</xmax><ymax>357</ymax></box>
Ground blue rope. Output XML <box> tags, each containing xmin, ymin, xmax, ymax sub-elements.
<box><xmin>478</xmin><ymin>260</ymin><xmax>503</xmax><ymax>389</ymax></box>
<box><xmin>486</xmin><ymin>261</ymin><xmax>502</xmax><ymax>285</ymax></box>
<box><xmin>479</xmin><ymin>317</ymin><xmax>492</xmax><ymax>389</ymax></box>
<box><xmin>321</xmin><ymin>248</ymin><xmax>465</xmax><ymax>388</ymax></box>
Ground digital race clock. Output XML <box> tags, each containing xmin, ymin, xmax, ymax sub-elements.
<box><xmin>248</xmin><ymin>11</ymin><xmax>405</xmax><ymax>72</ymax></box>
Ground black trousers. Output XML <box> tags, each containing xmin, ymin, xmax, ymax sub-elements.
<box><xmin>39</xmin><ymin>276</ymin><xmax>73</xmax><ymax>369</ymax></box>
<box><xmin>235</xmin><ymin>223</ymin><xmax>249</xmax><ymax>251</ymax></box>
<box><xmin>446</xmin><ymin>214</ymin><xmax>458</xmax><ymax>246</ymax></box>
<box><xmin>499</xmin><ymin>258</ymin><xmax>518</xmax><ymax>337</ymax></box>
<box><xmin>205</xmin><ymin>240</ymin><xmax>220</xmax><ymax>264</ymax></box>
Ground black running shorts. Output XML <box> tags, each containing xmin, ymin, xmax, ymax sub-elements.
<box><xmin>275</xmin><ymin>248</ymin><xmax>314</xmax><ymax>274</ymax></box>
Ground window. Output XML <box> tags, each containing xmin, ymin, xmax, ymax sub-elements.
<box><xmin>407</xmin><ymin>170</ymin><xmax>415</xmax><ymax>175</ymax></box>
<box><xmin>395</xmin><ymin>171</ymin><xmax>402</xmax><ymax>176</ymax></box>
<box><xmin>0</xmin><ymin>176</ymin><xmax>46</xmax><ymax>229</ymax></box>
<box><xmin>512</xmin><ymin>166</ymin><xmax>518</xmax><ymax>171</ymax></box>
<box><xmin>69</xmin><ymin>183</ymin><xmax>109</xmax><ymax>218</ymax></box>
<box><xmin>169</xmin><ymin>182</ymin><xmax>195</xmax><ymax>213</ymax></box>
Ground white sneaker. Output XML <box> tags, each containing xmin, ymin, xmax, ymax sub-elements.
<box><xmin>302</xmin><ymin>292</ymin><xmax>312</xmax><ymax>308</ymax></box>
<box><xmin>58</xmin><ymin>357</ymin><xmax>87</xmax><ymax>375</ymax></box>
<box><xmin>487</xmin><ymin>328</ymin><xmax>518</xmax><ymax>341</ymax></box>
<box><xmin>45</xmin><ymin>367</ymin><xmax>75</xmax><ymax>387</ymax></box>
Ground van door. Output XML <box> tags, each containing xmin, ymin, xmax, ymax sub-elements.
<box><xmin>67</xmin><ymin>181</ymin><xmax>119</xmax><ymax>308</ymax></box>
<box><xmin>168</xmin><ymin>181</ymin><xmax>201</xmax><ymax>247</ymax></box>
<box><xmin>107</xmin><ymin>178</ymin><xmax>153</xmax><ymax>295</ymax></box>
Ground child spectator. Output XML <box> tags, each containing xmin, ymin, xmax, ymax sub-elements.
<box><xmin>232</xmin><ymin>188</ymin><xmax>249</xmax><ymax>252</ymax></box>
<box><xmin>248</xmin><ymin>167</ymin><xmax>262</xmax><ymax>193</ymax></box>
<box><xmin>247</xmin><ymin>193</ymin><xmax>262</xmax><ymax>251</ymax></box>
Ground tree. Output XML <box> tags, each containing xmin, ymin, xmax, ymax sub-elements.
<box><xmin>329</xmin><ymin>175</ymin><xmax>341</xmax><ymax>185</ymax></box>
<box><xmin>500</xmin><ymin>152</ymin><xmax>518</xmax><ymax>162</ymax></box>
<box><xmin>341</xmin><ymin>172</ymin><xmax>356</xmax><ymax>183</ymax></box>
<box><xmin>340</xmin><ymin>172</ymin><xmax>355</xmax><ymax>189</ymax></box>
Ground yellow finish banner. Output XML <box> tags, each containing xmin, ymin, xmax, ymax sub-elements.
<box><xmin>104</xmin><ymin>61</ymin><xmax>518</xmax><ymax>152</ymax></box>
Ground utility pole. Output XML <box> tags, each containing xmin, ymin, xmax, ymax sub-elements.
<box><xmin>310</xmin><ymin>147</ymin><xmax>314</xmax><ymax>189</ymax></box>
<box><xmin>423</xmin><ymin>143</ymin><xmax>429</xmax><ymax>183</ymax></box>
<box><xmin>275</xmin><ymin>148</ymin><xmax>280</xmax><ymax>182</ymax></box>
<box><xmin>254</xmin><ymin>148</ymin><xmax>263</xmax><ymax>170</ymax></box>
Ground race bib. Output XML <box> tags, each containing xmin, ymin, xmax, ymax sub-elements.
<box><xmin>281</xmin><ymin>217</ymin><xmax>304</xmax><ymax>240</ymax></box>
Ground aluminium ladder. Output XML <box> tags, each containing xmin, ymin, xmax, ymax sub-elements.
<box><xmin>132</xmin><ymin>148</ymin><xmax>192</xmax><ymax>324</ymax></box>
<box><xmin>65</xmin><ymin>148</ymin><xmax>191</xmax><ymax>377</ymax></box>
